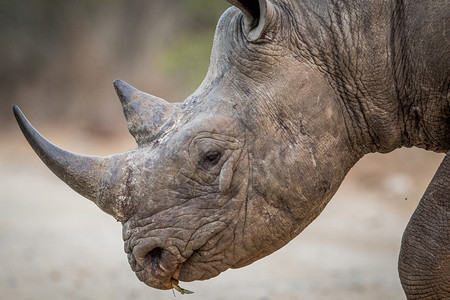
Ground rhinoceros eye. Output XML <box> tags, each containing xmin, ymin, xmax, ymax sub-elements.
<box><xmin>202</xmin><ymin>150</ymin><xmax>222</xmax><ymax>167</ymax></box>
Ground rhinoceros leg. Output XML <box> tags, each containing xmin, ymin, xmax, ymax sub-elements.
<box><xmin>399</xmin><ymin>150</ymin><xmax>450</xmax><ymax>299</ymax></box>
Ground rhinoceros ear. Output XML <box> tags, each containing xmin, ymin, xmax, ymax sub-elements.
<box><xmin>227</xmin><ymin>0</ymin><xmax>273</xmax><ymax>41</ymax></box>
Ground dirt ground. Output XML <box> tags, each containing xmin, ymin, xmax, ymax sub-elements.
<box><xmin>0</xmin><ymin>129</ymin><xmax>445</xmax><ymax>300</ymax></box>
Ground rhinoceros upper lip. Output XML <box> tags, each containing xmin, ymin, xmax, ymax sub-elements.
<box><xmin>129</xmin><ymin>245</ymin><xmax>185</xmax><ymax>290</ymax></box>
<box><xmin>126</xmin><ymin>224</ymin><xmax>225</xmax><ymax>289</ymax></box>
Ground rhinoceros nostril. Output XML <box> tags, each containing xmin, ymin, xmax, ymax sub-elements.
<box><xmin>133</xmin><ymin>246</ymin><xmax>182</xmax><ymax>289</ymax></box>
<box><xmin>144</xmin><ymin>247</ymin><xmax>163</xmax><ymax>272</ymax></box>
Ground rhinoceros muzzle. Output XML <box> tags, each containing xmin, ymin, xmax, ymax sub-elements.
<box><xmin>122</xmin><ymin>222</ymin><xmax>184</xmax><ymax>289</ymax></box>
<box><xmin>129</xmin><ymin>244</ymin><xmax>183</xmax><ymax>289</ymax></box>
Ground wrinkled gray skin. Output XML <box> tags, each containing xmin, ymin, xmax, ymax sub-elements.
<box><xmin>13</xmin><ymin>0</ymin><xmax>449</xmax><ymax>298</ymax></box>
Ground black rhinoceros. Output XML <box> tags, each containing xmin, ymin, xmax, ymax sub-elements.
<box><xmin>13</xmin><ymin>0</ymin><xmax>449</xmax><ymax>298</ymax></box>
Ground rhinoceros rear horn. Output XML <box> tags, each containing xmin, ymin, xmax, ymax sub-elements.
<box><xmin>113</xmin><ymin>79</ymin><xmax>175</xmax><ymax>146</ymax></box>
<box><xmin>227</xmin><ymin>0</ymin><xmax>273</xmax><ymax>41</ymax></box>
<box><xmin>13</xmin><ymin>105</ymin><xmax>129</xmax><ymax>220</ymax></box>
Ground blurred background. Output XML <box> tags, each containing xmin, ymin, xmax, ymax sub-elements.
<box><xmin>1</xmin><ymin>0</ymin><xmax>229</xmax><ymax>135</ymax></box>
<box><xmin>0</xmin><ymin>1</ymin><xmax>445</xmax><ymax>299</ymax></box>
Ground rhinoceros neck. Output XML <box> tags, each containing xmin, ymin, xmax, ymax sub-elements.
<box><xmin>288</xmin><ymin>0</ymin><xmax>450</xmax><ymax>154</ymax></box>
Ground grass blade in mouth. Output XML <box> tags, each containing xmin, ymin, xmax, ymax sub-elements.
<box><xmin>172</xmin><ymin>283</ymin><xmax>194</xmax><ymax>295</ymax></box>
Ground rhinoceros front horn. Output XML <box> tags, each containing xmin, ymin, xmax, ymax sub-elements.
<box><xmin>113</xmin><ymin>79</ymin><xmax>175</xmax><ymax>146</ymax></box>
<box><xmin>13</xmin><ymin>105</ymin><xmax>130</xmax><ymax>220</ymax></box>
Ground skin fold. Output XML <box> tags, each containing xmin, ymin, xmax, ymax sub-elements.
<box><xmin>13</xmin><ymin>0</ymin><xmax>449</xmax><ymax>298</ymax></box>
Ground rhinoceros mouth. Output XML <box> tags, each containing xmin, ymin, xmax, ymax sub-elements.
<box><xmin>124</xmin><ymin>217</ymin><xmax>232</xmax><ymax>289</ymax></box>
<box><xmin>128</xmin><ymin>244</ymin><xmax>185</xmax><ymax>290</ymax></box>
<box><xmin>129</xmin><ymin>242</ymin><xmax>225</xmax><ymax>289</ymax></box>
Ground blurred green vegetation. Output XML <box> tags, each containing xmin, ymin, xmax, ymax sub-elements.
<box><xmin>0</xmin><ymin>0</ymin><xmax>229</xmax><ymax>134</ymax></box>
<box><xmin>158</xmin><ymin>32</ymin><xmax>215</xmax><ymax>88</ymax></box>
<box><xmin>158</xmin><ymin>1</ymin><xmax>229</xmax><ymax>89</ymax></box>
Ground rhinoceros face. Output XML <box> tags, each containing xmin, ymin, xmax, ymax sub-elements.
<box><xmin>14</xmin><ymin>0</ymin><xmax>356</xmax><ymax>291</ymax></box>
<box><xmin>120</xmin><ymin>110</ymin><xmax>251</xmax><ymax>289</ymax></box>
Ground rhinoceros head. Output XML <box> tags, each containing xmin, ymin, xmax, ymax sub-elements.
<box><xmin>14</xmin><ymin>0</ymin><xmax>357</xmax><ymax>290</ymax></box>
